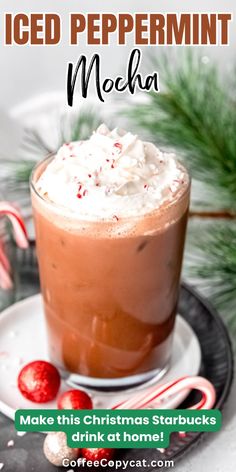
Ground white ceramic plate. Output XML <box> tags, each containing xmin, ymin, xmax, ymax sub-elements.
<box><xmin>0</xmin><ymin>294</ymin><xmax>201</xmax><ymax>421</ymax></box>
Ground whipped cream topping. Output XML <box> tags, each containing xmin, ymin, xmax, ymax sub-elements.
<box><xmin>36</xmin><ymin>124</ymin><xmax>187</xmax><ymax>220</ymax></box>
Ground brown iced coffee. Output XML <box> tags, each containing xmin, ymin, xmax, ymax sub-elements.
<box><xmin>31</xmin><ymin>125</ymin><xmax>190</xmax><ymax>383</ymax></box>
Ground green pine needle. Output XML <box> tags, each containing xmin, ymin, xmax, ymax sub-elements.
<box><xmin>57</xmin><ymin>107</ymin><xmax>104</xmax><ymax>146</ymax></box>
<box><xmin>14</xmin><ymin>160</ymin><xmax>36</xmax><ymax>184</ymax></box>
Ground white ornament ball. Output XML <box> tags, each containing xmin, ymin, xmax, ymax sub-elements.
<box><xmin>43</xmin><ymin>431</ymin><xmax>79</xmax><ymax>466</ymax></box>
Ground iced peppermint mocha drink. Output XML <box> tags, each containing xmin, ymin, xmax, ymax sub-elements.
<box><xmin>31</xmin><ymin>125</ymin><xmax>190</xmax><ymax>383</ymax></box>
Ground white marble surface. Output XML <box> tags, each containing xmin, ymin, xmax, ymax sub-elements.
<box><xmin>175</xmin><ymin>373</ymin><xmax>236</xmax><ymax>471</ymax></box>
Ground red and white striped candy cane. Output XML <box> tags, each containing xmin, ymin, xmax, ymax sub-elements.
<box><xmin>112</xmin><ymin>375</ymin><xmax>216</xmax><ymax>444</ymax></box>
<box><xmin>0</xmin><ymin>202</ymin><xmax>28</xmax><ymax>289</ymax></box>
<box><xmin>112</xmin><ymin>376</ymin><xmax>216</xmax><ymax>411</ymax></box>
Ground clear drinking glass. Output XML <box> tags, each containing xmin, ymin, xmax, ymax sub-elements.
<box><xmin>31</xmin><ymin>155</ymin><xmax>190</xmax><ymax>388</ymax></box>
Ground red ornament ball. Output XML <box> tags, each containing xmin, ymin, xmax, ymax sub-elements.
<box><xmin>57</xmin><ymin>389</ymin><xmax>93</xmax><ymax>410</ymax></box>
<box><xmin>18</xmin><ymin>360</ymin><xmax>60</xmax><ymax>403</ymax></box>
<box><xmin>82</xmin><ymin>448</ymin><xmax>115</xmax><ymax>463</ymax></box>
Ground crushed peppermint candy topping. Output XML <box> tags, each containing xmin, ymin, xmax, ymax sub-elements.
<box><xmin>0</xmin><ymin>352</ymin><xmax>8</xmax><ymax>358</ymax></box>
<box><xmin>13</xmin><ymin>357</ymin><xmax>24</xmax><ymax>366</ymax></box>
<box><xmin>112</xmin><ymin>142</ymin><xmax>123</xmax><ymax>155</ymax></box>
<box><xmin>17</xmin><ymin>431</ymin><xmax>26</xmax><ymax>437</ymax></box>
<box><xmin>7</xmin><ymin>440</ymin><xmax>14</xmax><ymax>447</ymax></box>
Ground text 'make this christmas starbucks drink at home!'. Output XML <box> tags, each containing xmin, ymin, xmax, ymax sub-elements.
<box><xmin>31</xmin><ymin>124</ymin><xmax>190</xmax><ymax>386</ymax></box>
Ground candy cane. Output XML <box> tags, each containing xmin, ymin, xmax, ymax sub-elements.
<box><xmin>0</xmin><ymin>202</ymin><xmax>28</xmax><ymax>249</ymax></box>
<box><xmin>0</xmin><ymin>202</ymin><xmax>28</xmax><ymax>289</ymax></box>
<box><xmin>113</xmin><ymin>376</ymin><xmax>216</xmax><ymax>445</ymax></box>
<box><xmin>112</xmin><ymin>376</ymin><xmax>216</xmax><ymax>411</ymax></box>
<box><xmin>0</xmin><ymin>256</ymin><xmax>12</xmax><ymax>289</ymax></box>
<box><xmin>0</xmin><ymin>238</ymin><xmax>11</xmax><ymax>272</ymax></box>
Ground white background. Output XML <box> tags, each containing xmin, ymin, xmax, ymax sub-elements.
<box><xmin>0</xmin><ymin>1</ymin><xmax>236</xmax><ymax>471</ymax></box>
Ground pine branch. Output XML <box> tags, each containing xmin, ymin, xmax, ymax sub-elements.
<box><xmin>189</xmin><ymin>210</ymin><xmax>236</xmax><ymax>219</ymax></box>
<box><xmin>184</xmin><ymin>221</ymin><xmax>236</xmax><ymax>329</ymax></box>
<box><xmin>127</xmin><ymin>51</ymin><xmax>236</xmax><ymax>208</ymax></box>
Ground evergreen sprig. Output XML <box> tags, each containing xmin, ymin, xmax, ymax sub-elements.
<box><xmin>128</xmin><ymin>52</ymin><xmax>236</xmax><ymax>209</ymax></box>
<box><xmin>184</xmin><ymin>221</ymin><xmax>236</xmax><ymax>327</ymax></box>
